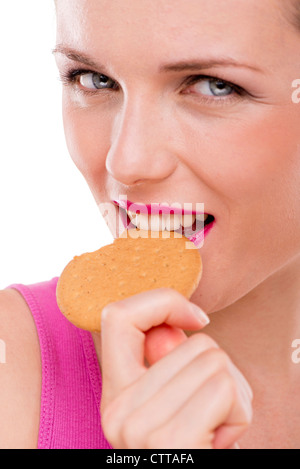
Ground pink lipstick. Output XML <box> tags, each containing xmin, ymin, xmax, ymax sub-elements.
<box><xmin>113</xmin><ymin>199</ymin><xmax>215</xmax><ymax>248</ymax></box>
<box><xmin>113</xmin><ymin>199</ymin><xmax>206</xmax><ymax>216</ymax></box>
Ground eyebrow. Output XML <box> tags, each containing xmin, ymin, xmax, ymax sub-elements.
<box><xmin>52</xmin><ymin>45</ymin><xmax>100</xmax><ymax>69</ymax></box>
<box><xmin>53</xmin><ymin>45</ymin><xmax>265</xmax><ymax>75</ymax></box>
<box><xmin>160</xmin><ymin>58</ymin><xmax>264</xmax><ymax>74</ymax></box>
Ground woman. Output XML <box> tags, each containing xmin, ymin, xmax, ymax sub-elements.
<box><xmin>1</xmin><ymin>0</ymin><xmax>300</xmax><ymax>449</ymax></box>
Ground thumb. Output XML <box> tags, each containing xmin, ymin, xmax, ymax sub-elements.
<box><xmin>145</xmin><ymin>324</ymin><xmax>187</xmax><ymax>365</ymax></box>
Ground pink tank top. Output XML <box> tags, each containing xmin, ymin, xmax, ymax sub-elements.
<box><xmin>9</xmin><ymin>277</ymin><xmax>112</xmax><ymax>449</ymax></box>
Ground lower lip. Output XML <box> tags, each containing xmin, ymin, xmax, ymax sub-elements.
<box><xmin>187</xmin><ymin>220</ymin><xmax>215</xmax><ymax>248</ymax></box>
<box><xmin>117</xmin><ymin>206</ymin><xmax>215</xmax><ymax>248</ymax></box>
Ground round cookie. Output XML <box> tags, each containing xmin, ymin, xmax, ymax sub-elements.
<box><xmin>56</xmin><ymin>229</ymin><xmax>202</xmax><ymax>332</ymax></box>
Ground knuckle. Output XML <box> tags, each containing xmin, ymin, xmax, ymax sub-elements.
<box><xmin>101</xmin><ymin>302</ymin><xmax>124</xmax><ymax>325</ymax></box>
<box><xmin>206</xmin><ymin>347</ymin><xmax>231</xmax><ymax>369</ymax></box>
<box><xmin>215</xmin><ymin>370</ymin><xmax>236</xmax><ymax>396</ymax></box>
<box><xmin>120</xmin><ymin>413</ymin><xmax>143</xmax><ymax>449</ymax></box>
<box><xmin>146</xmin><ymin>428</ymin><xmax>170</xmax><ymax>449</ymax></box>
<box><xmin>189</xmin><ymin>332</ymin><xmax>218</xmax><ymax>350</ymax></box>
<box><xmin>158</xmin><ymin>287</ymin><xmax>182</xmax><ymax>297</ymax></box>
<box><xmin>156</xmin><ymin>287</ymin><xmax>184</xmax><ymax>306</ymax></box>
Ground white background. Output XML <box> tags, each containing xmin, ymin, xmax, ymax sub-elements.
<box><xmin>0</xmin><ymin>1</ymin><xmax>113</xmax><ymax>288</ymax></box>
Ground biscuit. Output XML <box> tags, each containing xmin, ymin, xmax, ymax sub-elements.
<box><xmin>56</xmin><ymin>229</ymin><xmax>202</xmax><ymax>332</ymax></box>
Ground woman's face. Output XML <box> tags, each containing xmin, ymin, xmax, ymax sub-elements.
<box><xmin>54</xmin><ymin>0</ymin><xmax>300</xmax><ymax>313</ymax></box>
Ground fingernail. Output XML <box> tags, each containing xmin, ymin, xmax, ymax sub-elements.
<box><xmin>190</xmin><ymin>303</ymin><xmax>210</xmax><ymax>326</ymax></box>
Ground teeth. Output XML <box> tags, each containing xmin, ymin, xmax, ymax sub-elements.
<box><xmin>137</xmin><ymin>214</ymin><xmax>166</xmax><ymax>231</ymax></box>
<box><xmin>128</xmin><ymin>213</ymin><xmax>166</xmax><ymax>231</ymax></box>
<box><xmin>149</xmin><ymin>214</ymin><xmax>166</xmax><ymax>231</ymax></box>
<box><xmin>137</xmin><ymin>214</ymin><xmax>150</xmax><ymax>231</ymax></box>
<box><xmin>181</xmin><ymin>214</ymin><xmax>196</xmax><ymax>228</ymax></box>
<box><xmin>196</xmin><ymin>214</ymin><xmax>209</xmax><ymax>222</ymax></box>
<box><xmin>127</xmin><ymin>210</ymin><xmax>209</xmax><ymax>232</ymax></box>
<box><xmin>164</xmin><ymin>214</ymin><xmax>182</xmax><ymax>231</ymax></box>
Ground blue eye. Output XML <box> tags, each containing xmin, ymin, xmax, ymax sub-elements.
<box><xmin>192</xmin><ymin>78</ymin><xmax>235</xmax><ymax>97</ymax></box>
<box><xmin>79</xmin><ymin>72</ymin><xmax>116</xmax><ymax>90</ymax></box>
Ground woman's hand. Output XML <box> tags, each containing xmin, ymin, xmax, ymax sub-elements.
<box><xmin>100</xmin><ymin>288</ymin><xmax>253</xmax><ymax>449</ymax></box>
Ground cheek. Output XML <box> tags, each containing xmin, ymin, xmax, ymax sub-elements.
<box><xmin>62</xmin><ymin>96</ymin><xmax>112</xmax><ymax>188</ymax></box>
<box><xmin>188</xmin><ymin>106</ymin><xmax>300</xmax><ymax>311</ymax></box>
<box><xmin>183</xmin><ymin>104</ymin><xmax>300</xmax><ymax>245</ymax></box>
<box><xmin>189</xmin><ymin>105</ymin><xmax>300</xmax><ymax>206</ymax></box>
<box><xmin>223</xmin><ymin>106</ymin><xmax>300</xmax><ymax>233</ymax></box>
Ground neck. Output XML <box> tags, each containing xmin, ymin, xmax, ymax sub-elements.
<box><xmin>205</xmin><ymin>254</ymin><xmax>300</xmax><ymax>386</ymax></box>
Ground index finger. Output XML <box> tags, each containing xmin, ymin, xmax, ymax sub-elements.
<box><xmin>100</xmin><ymin>288</ymin><xmax>209</xmax><ymax>401</ymax></box>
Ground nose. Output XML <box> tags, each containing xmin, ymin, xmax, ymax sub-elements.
<box><xmin>105</xmin><ymin>92</ymin><xmax>178</xmax><ymax>186</ymax></box>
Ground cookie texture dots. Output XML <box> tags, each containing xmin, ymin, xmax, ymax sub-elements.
<box><xmin>56</xmin><ymin>229</ymin><xmax>202</xmax><ymax>332</ymax></box>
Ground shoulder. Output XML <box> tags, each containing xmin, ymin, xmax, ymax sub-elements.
<box><xmin>0</xmin><ymin>288</ymin><xmax>41</xmax><ymax>448</ymax></box>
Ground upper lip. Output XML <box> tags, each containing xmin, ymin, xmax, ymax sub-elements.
<box><xmin>113</xmin><ymin>199</ymin><xmax>207</xmax><ymax>216</ymax></box>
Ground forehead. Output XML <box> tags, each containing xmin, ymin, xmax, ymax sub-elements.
<box><xmin>55</xmin><ymin>0</ymin><xmax>288</xmax><ymax>71</ymax></box>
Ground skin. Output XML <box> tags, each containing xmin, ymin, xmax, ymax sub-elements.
<box><xmin>1</xmin><ymin>0</ymin><xmax>300</xmax><ymax>449</ymax></box>
<box><xmin>52</xmin><ymin>0</ymin><xmax>300</xmax><ymax>448</ymax></box>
